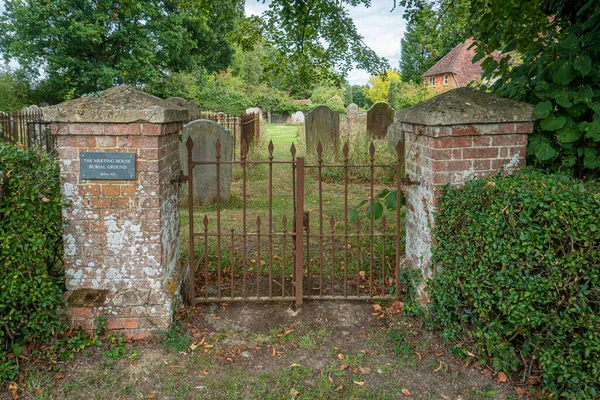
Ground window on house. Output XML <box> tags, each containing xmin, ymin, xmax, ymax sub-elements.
<box><xmin>429</xmin><ymin>76</ymin><xmax>435</xmax><ymax>86</ymax></box>
<box><xmin>444</xmin><ymin>74</ymin><xmax>449</xmax><ymax>85</ymax></box>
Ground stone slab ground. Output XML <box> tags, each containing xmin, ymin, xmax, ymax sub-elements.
<box><xmin>4</xmin><ymin>302</ymin><xmax>528</xmax><ymax>399</ymax></box>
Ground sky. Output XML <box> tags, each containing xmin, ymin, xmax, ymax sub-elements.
<box><xmin>245</xmin><ymin>1</ymin><xmax>406</xmax><ymax>85</ymax></box>
<box><xmin>0</xmin><ymin>0</ymin><xmax>406</xmax><ymax>85</ymax></box>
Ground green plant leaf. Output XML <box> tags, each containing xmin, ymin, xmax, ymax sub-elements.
<box><xmin>541</xmin><ymin>116</ymin><xmax>566</xmax><ymax>131</ymax></box>
<box><xmin>533</xmin><ymin>141</ymin><xmax>557</xmax><ymax>161</ymax></box>
<box><xmin>554</xmin><ymin>95</ymin><xmax>573</xmax><ymax>108</ymax></box>
<box><xmin>553</xmin><ymin>60</ymin><xmax>576</xmax><ymax>85</ymax></box>
<box><xmin>534</xmin><ymin>101</ymin><xmax>553</xmax><ymax>118</ymax></box>
<box><xmin>366</xmin><ymin>202</ymin><xmax>384</xmax><ymax>220</ymax></box>
<box><xmin>583</xmin><ymin>148</ymin><xmax>600</xmax><ymax>169</ymax></box>
<box><xmin>573</xmin><ymin>55</ymin><xmax>592</xmax><ymax>76</ymax></box>
<box><xmin>385</xmin><ymin>190</ymin><xmax>397</xmax><ymax>211</ymax></box>
<box><xmin>556</xmin><ymin>127</ymin><xmax>582</xmax><ymax>143</ymax></box>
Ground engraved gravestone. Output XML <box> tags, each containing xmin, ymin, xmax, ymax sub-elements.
<box><xmin>346</xmin><ymin>103</ymin><xmax>359</xmax><ymax>123</ymax></box>
<box><xmin>80</xmin><ymin>152</ymin><xmax>136</xmax><ymax>180</ymax></box>
<box><xmin>305</xmin><ymin>105</ymin><xmax>340</xmax><ymax>152</ymax></box>
<box><xmin>367</xmin><ymin>102</ymin><xmax>394</xmax><ymax>139</ymax></box>
<box><xmin>180</xmin><ymin>120</ymin><xmax>233</xmax><ymax>203</ymax></box>
<box><xmin>289</xmin><ymin>111</ymin><xmax>305</xmax><ymax>124</ymax></box>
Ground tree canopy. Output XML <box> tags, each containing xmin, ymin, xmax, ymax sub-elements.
<box><xmin>0</xmin><ymin>0</ymin><xmax>244</xmax><ymax>102</ymax></box>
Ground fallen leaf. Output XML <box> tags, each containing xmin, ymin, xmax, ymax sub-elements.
<box><xmin>337</xmin><ymin>353</ymin><xmax>345</xmax><ymax>360</ymax></box>
<box><xmin>289</xmin><ymin>363</ymin><xmax>301</xmax><ymax>368</ymax></box>
<box><xmin>515</xmin><ymin>387</ymin><xmax>529</xmax><ymax>397</ymax></box>
<box><xmin>353</xmin><ymin>381</ymin><xmax>365</xmax><ymax>386</ymax></box>
<box><xmin>415</xmin><ymin>352</ymin><xmax>423</xmax><ymax>363</ymax></box>
<box><xmin>402</xmin><ymin>388</ymin><xmax>412</xmax><ymax>396</ymax></box>
<box><xmin>360</xmin><ymin>350</ymin><xmax>366</xmax><ymax>354</ymax></box>
<box><xmin>340</xmin><ymin>364</ymin><xmax>349</xmax><ymax>370</ymax></box>
<box><xmin>359</xmin><ymin>367</ymin><xmax>371</xmax><ymax>375</ymax></box>
<box><xmin>146</xmin><ymin>395</ymin><xmax>156</xmax><ymax>399</ymax></box>
<box><xmin>55</xmin><ymin>374</ymin><xmax>64</xmax><ymax>380</ymax></box>
<box><xmin>352</xmin><ymin>368</ymin><xmax>359</xmax><ymax>374</ymax></box>
<box><xmin>284</xmin><ymin>329</ymin><xmax>294</xmax><ymax>336</ymax></box>
<box><xmin>359</xmin><ymin>271</ymin><xmax>366</xmax><ymax>280</ymax></box>
<box><xmin>334</xmin><ymin>386</ymin><xmax>343</xmax><ymax>392</ymax></box>
<box><xmin>328</xmin><ymin>374</ymin><xmax>334</xmax><ymax>383</ymax></box>
<box><xmin>8</xmin><ymin>383</ymin><xmax>17</xmax><ymax>400</ymax></box>
<box><xmin>527</xmin><ymin>376</ymin><xmax>540</xmax><ymax>385</ymax></box>
<box><xmin>467</xmin><ymin>351</ymin><xmax>477</xmax><ymax>357</ymax></box>
<box><xmin>497</xmin><ymin>371</ymin><xmax>508</xmax><ymax>383</ymax></box>
<box><xmin>202</xmin><ymin>369</ymin><xmax>209</xmax><ymax>375</ymax></box>
<box><xmin>372</xmin><ymin>304</ymin><xmax>382</xmax><ymax>311</ymax></box>
<box><xmin>271</xmin><ymin>347</ymin><xmax>277</xmax><ymax>357</ymax></box>
<box><xmin>189</xmin><ymin>343</ymin><xmax>199</xmax><ymax>351</ymax></box>
<box><xmin>435</xmin><ymin>352</ymin><xmax>444</xmax><ymax>357</ymax></box>
<box><xmin>289</xmin><ymin>388</ymin><xmax>300</xmax><ymax>397</ymax></box>
<box><xmin>483</xmin><ymin>369</ymin><xmax>493</xmax><ymax>378</ymax></box>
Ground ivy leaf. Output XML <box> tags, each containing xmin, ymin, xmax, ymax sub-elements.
<box><xmin>374</xmin><ymin>188</ymin><xmax>389</xmax><ymax>200</ymax></box>
<box><xmin>540</xmin><ymin>115</ymin><xmax>566</xmax><ymax>131</ymax></box>
<box><xmin>534</xmin><ymin>101</ymin><xmax>552</xmax><ymax>119</ymax></box>
<box><xmin>573</xmin><ymin>55</ymin><xmax>592</xmax><ymax>76</ymax></box>
<box><xmin>349</xmin><ymin>208</ymin><xmax>359</xmax><ymax>224</ymax></box>
<box><xmin>553</xmin><ymin>60</ymin><xmax>576</xmax><ymax>85</ymax></box>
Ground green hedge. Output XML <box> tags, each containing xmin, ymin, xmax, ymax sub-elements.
<box><xmin>0</xmin><ymin>143</ymin><xmax>66</xmax><ymax>382</ymax></box>
<box><xmin>429</xmin><ymin>169</ymin><xmax>599</xmax><ymax>398</ymax></box>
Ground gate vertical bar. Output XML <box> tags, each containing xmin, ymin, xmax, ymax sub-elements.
<box><xmin>186</xmin><ymin>137</ymin><xmax>196</xmax><ymax>305</ymax></box>
<box><xmin>294</xmin><ymin>157</ymin><xmax>305</xmax><ymax>306</ymax></box>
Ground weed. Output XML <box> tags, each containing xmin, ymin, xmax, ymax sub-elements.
<box><xmin>160</xmin><ymin>321</ymin><xmax>191</xmax><ymax>352</ymax></box>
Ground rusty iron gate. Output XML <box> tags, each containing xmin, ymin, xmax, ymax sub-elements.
<box><xmin>183</xmin><ymin>137</ymin><xmax>405</xmax><ymax>306</ymax></box>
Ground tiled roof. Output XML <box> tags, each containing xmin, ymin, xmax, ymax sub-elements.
<box><xmin>422</xmin><ymin>39</ymin><xmax>490</xmax><ymax>87</ymax></box>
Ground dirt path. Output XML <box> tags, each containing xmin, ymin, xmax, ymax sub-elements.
<box><xmin>7</xmin><ymin>302</ymin><xmax>519</xmax><ymax>400</ymax></box>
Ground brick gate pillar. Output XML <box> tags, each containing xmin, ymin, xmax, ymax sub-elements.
<box><xmin>44</xmin><ymin>86</ymin><xmax>188</xmax><ymax>338</ymax></box>
<box><xmin>395</xmin><ymin>88</ymin><xmax>535</xmax><ymax>279</ymax></box>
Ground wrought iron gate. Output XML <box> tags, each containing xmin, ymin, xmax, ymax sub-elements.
<box><xmin>183</xmin><ymin>137</ymin><xmax>405</xmax><ymax>307</ymax></box>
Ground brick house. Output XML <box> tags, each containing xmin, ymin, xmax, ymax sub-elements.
<box><xmin>422</xmin><ymin>39</ymin><xmax>489</xmax><ymax>93</ymax></box>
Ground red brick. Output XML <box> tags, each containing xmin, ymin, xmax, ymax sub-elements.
<box><xmin>69</xmin><ymin>307</ymin><xmax>93</xmax><ymax>319</ymax></box>
<box><xmin>492</xmin><ymin>134</ymin><xmax>527</xmax><ymax>146</ymax></box>
<box><xmin>452</xmin><ymin>149</ymin><xmax>463</xmax><ymax>159</ymax></box>
<box><xmin>472</xmin><ymin>159</ymin><xmax>491</xmax><ymax>171</ymax></box>
<box><xmin>515</xmin><ymin>122</ymin><xmax>535</xmax><ymax>134</ymax></box>
<box><xmin>105</xmin><ymin>318</ymin><xmax>122</xmax><ymax>330</ymax></box>
<box><xmin>463</xmin><ymin>147</ymin><xmax>499</xmax><ymax>159</ymax></box>
<box><xmin>104</xmin><ymin>124</ymin><xmax>141</xmax><ymax>136</ymax></box>
<box><xmin>110</xmin><ymin>197</ymin><xmax>130</xmax><ymax>209</ymax></box>
<box><xmin>141</xmin><ymin>124</ymin><xmax>163</xmax><ymax>136</ymax></box>
<box><xmin>425</xmin><ymin>126</ymin><xmax>452</xmax><ymax>138</ymax></box>
<box><xmin>472</xmin><ymin>136</ymin><xmax>492</xmax><ymax>147</ymax></box>
<box><xmin>69</xmin><ymin>123</ymin><xmax>104</xmax><ymax>136</ymax></box>
<box><xmin>120</xmin><ymin>184</ymin><xmax>138</xmax><ymax>196</ymax></box>
<box><xmin>139</xmin><ymin>148</ymin><xmax>160</xmax><ymax>160</ymax></box>
<box><xmin>127</xmin><ymin>330</ymin><xmax>156</xmax><ymax>341</ymax></box>
<box><xmin>90</xmin><ymin>197</ymin><xmax>111</xmax><ymax>209</ymax></box>
<box><xmin>141</xmin><ymin>197</ymin><xmax>160</xmax><ymax>208</ymax></box>
<box><xmin>96</xmin><ymin>136</ymin><xmax>117</xmax><ymax>147</ymax></box>
<box><xmin>122</xmin><ymin>318</ymin><xmax>140</xmax><ymax>329</ymax></box>
<box><xmin>59</xmin><ymin>136</ymin><xmax>97</xmax><ymax>147</ymax></box>
<box><xmin>101</xmin><ymin>185</ymin><xmax>120</xmax><ymax>196</ymax></box>
<box><xmin>79</xmin><ymin>185</ymin><xmax>101</xmax><ymax>196</ymax></box>
<box><xmin>452</xmin><ymin>125</ymin><xmax>482</xmax><ymax>136</ymax></box>
<box><xmin>499</xmin><ymin>147</ymin><xmax>509</xmax><ymax>157</ymax></box>
<box><xmin>138</xmin><ymin>160</ymin><xmax>159</xmax><ymax>173</ymax></box>
<box><xmin>57</xmin><ymin>147</ymin><xmax>78</xmax><ymax>159</ymax></box>
<box><xmin>432</xmin><ymin>160</ymin><xmax>471</xmax><ymax>172</ymax></box>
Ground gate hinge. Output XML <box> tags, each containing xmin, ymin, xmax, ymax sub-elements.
<box><xmin>171</xmin><ymin>171</ymin><xmax>188</xmax><ymax>184</ymax></box>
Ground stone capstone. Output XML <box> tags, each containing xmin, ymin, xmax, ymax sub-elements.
<box><xmin>43</xmin><ymin>85</ymin><xmax>189</xmax><ymax>124</ymax></box>
<box><xmin>396</xmin><ymin>87</ymin><xmax>536</xmax><ymax>126</ymax></box>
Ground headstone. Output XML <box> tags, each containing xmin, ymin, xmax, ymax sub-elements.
<box><xmin>305</xmin><ymin>105</ymin><xmax>340</xmax><ymax>152</ymax></box>
<box><xmin>367</xmin><ymin>102</ymin><xmax>394</xmax><ymax>139</ymax></box>
<box><xmin>346</xmin><ymin>103</ymin><xmax>359</xmax><ymax>123</ymax></box>
<box><xmin>166</xmin><ymin>97</ymin><xmax>200</xmax><ymax>121</ymax></box>
<box><xmin>246</xmin><ymin>107</ymin><xmax>263</xmax><ymax>123</ymax></box>
<box><xmin>289</xmin><ymin>111</ymin><xmax>305</xmax><ymax>124</ymax></box>
<box><xmin>387</xmin><ymin>121</ymin><xmax>404</xmax><ymax>148</ymax></box>
<box><xmin>180</xmin><ymin>120</ymin><xmax>233</xmax><ymax>203</ymax></box>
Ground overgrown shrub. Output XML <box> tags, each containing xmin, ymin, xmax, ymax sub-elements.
<box><xmin>0</xmin><ymin>143</ymin><xmax>66</xmax><ymax>382</ymax></box>
<box><xmin>429</xmin><ymin>169</ymin><xmax>599</xmax><ymax>398</ymax></box>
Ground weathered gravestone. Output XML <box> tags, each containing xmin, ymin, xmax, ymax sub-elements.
<box><xmin>367</xmin><ymin>102</ymin><xmax>394</xmax><ymax>139</ymax></box>
<box><xmin>346</xmin><ymin>103</ymin><xmax>359</xmax><ymax>123</ymax></box>
<box><xmin>305</xmin><ymin>105</ymin><xmax>340</xmax><ymax>152</ymax></box>
<box><xmin>289</xmin><ymin>111</ymin><xmax>305</xmax><ymax>124</ymax></box>
<box><xmin>180</xmin><ymin>120</ymin><xmax>233</xmax><ymax>203</ymax></box>
<box><xmin>166</xmin><ymin>97</ymin><xmax>200</xmax><ymax>121</ymax></box>
<box><xmin>246</xmin><ymin>107</ymin><xmax>264</xmax><ymax>123</ymax></box>
<box><xmin>387</xmin><ymin>121</ymin><xmax>404</xmax><ymax>148</ymax></box>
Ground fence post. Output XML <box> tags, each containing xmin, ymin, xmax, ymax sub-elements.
<box><xmin>294</xmin><ymin>157</ymin><xmax>304</xmax><ymax>306</ymax></box>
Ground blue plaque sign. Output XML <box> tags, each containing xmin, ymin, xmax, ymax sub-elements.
<box><xmin>80</xmin><ymin>152</ymin><xmax>136</xmax><ymax>180</ymax></box>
